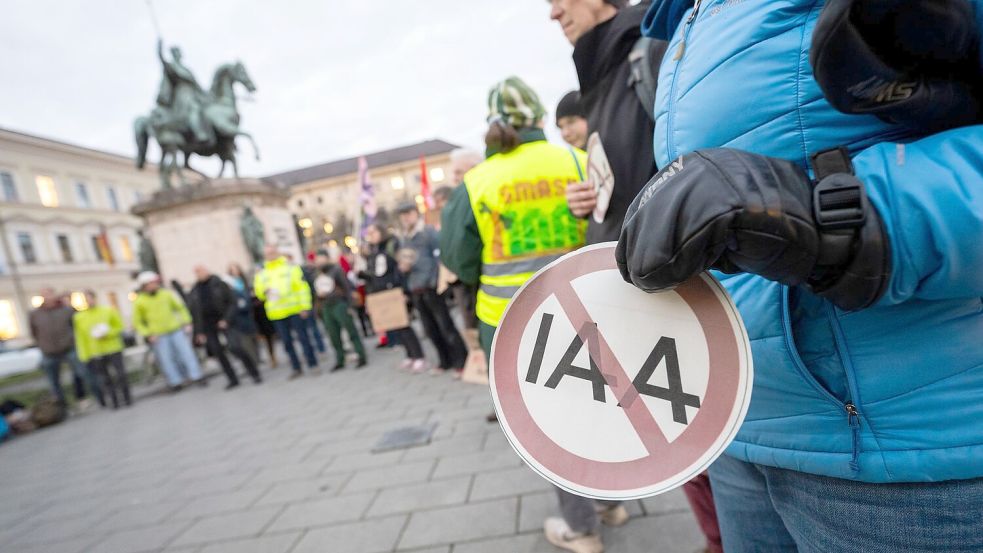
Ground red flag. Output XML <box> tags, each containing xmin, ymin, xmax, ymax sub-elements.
<box><xmin>419</xmin><ymin>155</ymin><xmax>434</xmax><ymax>211</ymax></box>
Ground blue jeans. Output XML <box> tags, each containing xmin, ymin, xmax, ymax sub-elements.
<box><xmin>709</xmin><ymin>454</ymin><xmax>983</xmax><ymax>552</ymax></box>
<box><xmin>273</xmin><ymin>314</ymin><xmax>317</xmax><ymax>373</ymax></box>
<box><xmin>40</xmin><ymin>349</ymin><xmax>99</xmax><ymax>406</ymax></box>
<box><xmin>304</xmin><ymin>313</ymin><xmax>326</xmax><ymax>354</ymax></box>
<box><xmin>152</xmin><ymin>330</ymin><xmax>203</xmax><ymax>386</ymax></box>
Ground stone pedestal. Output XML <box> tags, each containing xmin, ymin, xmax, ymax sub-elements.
<box><xmin>132</xmin><ymin>178</ymin><xmax>302</xmax><ymax>286</ymax></box>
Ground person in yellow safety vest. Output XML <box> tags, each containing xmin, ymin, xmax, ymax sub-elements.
<box><xmin>133</xmin><ymin>271</ymin><xmax>206</xmax><ymax>392</ymax></box>
<box><xmin>254</xmin><ymin>244</ymin><xmax>318</xmax><ymax>378</ymax></box>
<box><xmin>74</xmin><ymin>289</ymin><xmax>131</xmax><ymax>408</ymax></box>
<box><xmin>440</xmin><ymin>75</ymin><xmax>587</xmax><ymax>358</ymax></box>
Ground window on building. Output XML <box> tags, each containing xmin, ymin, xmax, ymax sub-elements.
<box><xmin>56</xmin><ymin>234</ymin><xmax>74</xmax><ymax>263</ymax></box>
<box><xmin>0</xmin><ymin>300</ymin><xmax>18</xmax><ymax>340</ymax></box>
<box><xmin>17</xmin><ymin>233</ymin><xmax>37</xmax><ymax>264</ymax></box>
<box><xmin>118</xmin><ymin>236</ymin><xmax>134</xmax><ymax>262</ymax></box>
<box><xmin>1</xmin><ymin>172</ymin><xmax>18</xmax><ymax>202</ymax></box>
<box><xmin>69</xmin><ymin>292</ymin><xmax>88</xmax><ymax>311</ymax></box>
<box><xmin>296</xmin><ymin>199</ymin><xmax>305</xmax><ymax>209</ymax></box>
<box><xmin>133</xmin><ymin>190</ymin><xmax>144</xmax><ymax>204</ymax></box>
<box><xmin>35</xmin><ymin>175</ymin><xmax>58</xmax><ymax>207</ymax></box>
<box><xmin>91</xmin><ymin>235</ymin><xmax>106</xmax><ymax>262</ymax></box>
<box><xmin>317</xmin><ymin>196</ymin><xmax>324</xmax><ymax>204</ymax></box>
<box><xmin>75</xmin><ymin>182</ymin><xmax>91</xmax><ymax>208</ymax></box>
<box><xmin>391</xmin><ymin>176</ymin><xmax>405</xmax><ymax>190</ymax></box>
<box><xmin>430</xmin><ymin>167</ymin><xmax>446</xmax><ymax>183</ymax></box>
<box><xmin>107</xmin><ymin>291</ymin><xmax>119</xmax><ymax>309</ymax></box>
<box><xmin>107</xmin><ymin>187</ymin><xmax>120</xmax><ymax>212</ymax></box>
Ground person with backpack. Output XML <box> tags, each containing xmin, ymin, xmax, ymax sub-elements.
<box><xmin>549</xmin><ymin>0</ymin><xmax>665</xmax><ymax>243</ymax></box>
<box><xmin>313</xmin><ymin>253</ymin><xmax>368</xmax><ymax>372</ymax></box>
<box><xmin>73</xmin><ymin>290</ymin><xmax>131</xmax><ymax>409</ymax></box>
<box><xmin>618</xmin><ymin>0</ymin><xmax>983</xmax><ymax>550</ymax></box>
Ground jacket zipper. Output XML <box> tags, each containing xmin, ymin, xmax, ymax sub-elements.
<box><xmin>781</xmin><ymin>288</ymin><xmax>863</xmax><ymax>472</ymax></box>
<box><xmin>824</xmin><ymin>302</ymin><xmax>865</xmax><ymax>472</ymax></box>
<box><xmin>845</xmin><ymin>402</ymin><xmax>861</xmax><ymax>472</ymax></box>
<box><xmin>665</xmin><ymin>0</ymin><xmax>704</xmax><ymax>161</ymax></box>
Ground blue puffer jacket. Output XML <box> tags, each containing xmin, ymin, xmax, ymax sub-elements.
<box><xmin>643</xmin><ymin>0</ymin><xmax>983</xmax><ymax>483</ymax></box>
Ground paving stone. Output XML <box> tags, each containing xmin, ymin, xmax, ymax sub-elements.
<box><xmin>601</xmin><ymin>512</ymin><xmax>704</xmax><ymax>551</ymax></box>
<box><xmin>469</xmin><ymin>466</ymin><xmax>552</xmax><ymax>501</ymax></box>
<box><xmin>322</xmin><ymin>448</ymin><xmax>405</xmax><ymax>473</ymax></box>
<box><xmin>366</xmin><ymin>476</ymin><xmax>471</xmax><ymax>517</ymax></box>
<box><xmin>91</xmin><ymin>499</ymin><xmax>189</xmax><ymax>533</ymax></box>
<box><xmin>640</xmin><ymin>487</ymin><xmax>692</xmax><ymax>516</ymax></box>
<box><xmin>167</xmin><ymin>489</ymin><xmax>267</xmax><ymax>521</ymax></box>
<box><xmin>430</xmin><ymin>449</ymin><xmax>522</xmax><ymax>480</ymax></box>
<box><xmin>398</xmin><ymin>498</ymin><xmax>517</xmax><ymax>549</ymax></box>
<box><xmin>451</xmin><ymin>532</ymin><xmax>546</xmax><ymax>553</ymax></box>
<box><xmin>6</xmin><ymin>510</ymin><xmax>111</xmax><ymax>547</ymax></box>
<box><xmin>169</xmin><ymin>506</ymin><xmax>281</xmax><ymax>547</ymax></box>
<box><xmin>88</xmin><ymin>520</ymin><xmax>193</xmax><ymax>553</ymax></box>
<box><xmin>290</xmin><ymin>514</ymin><xmax>408</xmax><ymax>553</ymax></box>
<box><xmin>343</xmin><ymin>460</ymin><xmax>436</xmax><ymax>492</ymax></box>
<box><xmin>252</xmin><ymin>472</ymin><xmax>352</xmax><ymax>506</ymax></box>
<box><xmin>6</xmin><ymin>535</ymin><xmax>101</xmax><ymax>553</ymax></box>
<box><xmin>197</xmin><ymin>531</ymin><xmax>301</xmax><ymax>553</ymax></box>
<box><xmin>400</xmin><ymin>434</ymin><xmax>485</xmax><ymax>462</ymax></box>
<box><xmin>265</xmin><ymin>491</ymin><xmax>376</xmax><ymax>531</ymax></box>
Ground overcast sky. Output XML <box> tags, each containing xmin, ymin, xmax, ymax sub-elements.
<box><xmin>0</xmin><ymin>1</ymin><xmax>583</xmax><ymax>178</ymax></box>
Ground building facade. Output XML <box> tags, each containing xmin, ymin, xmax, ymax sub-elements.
<box><xmin>266</xmin><ymin>139</ymin><xmax>459</xmax><ymax>249</ymax></box>
<box><xmin>0</xmin><ymin>127</ymin><xmax>158</xmax><ymax>347</ymax></box>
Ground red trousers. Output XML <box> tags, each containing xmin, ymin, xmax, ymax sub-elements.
<box><xmin>683</xmin><ymin>472</ymin><xmax>723</xmax><ymax>553</ymax></box>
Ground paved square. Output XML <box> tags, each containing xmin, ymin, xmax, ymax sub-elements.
<box><xmin>0</xmin><ymin>346</ymin><xmax>704</xmax><ymax>552</ymax></box>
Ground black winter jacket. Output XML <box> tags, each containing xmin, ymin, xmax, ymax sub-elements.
<box><xmin>573</xmin><ymin>2</ymin><xmax>666</xmax><ymax>244</ymax></box>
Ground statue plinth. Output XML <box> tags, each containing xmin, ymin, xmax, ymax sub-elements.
<box><xmin>133</xmin><ymin>178</ymin><xmax>302</xmax><ymax>286</ymax></box>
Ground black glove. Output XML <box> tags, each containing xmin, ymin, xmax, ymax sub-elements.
<box><xmin>811</xmin><ymin>0</ymin><xmax>982</xmax><ymax>132</ymax></box>
<box><xmin>616</xmin><ymin>148</ymin><xmax>891</xmax><ymax>311</ymax></box>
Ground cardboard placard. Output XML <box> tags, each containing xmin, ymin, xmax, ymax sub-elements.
<box><xmin>365</xmin><ymin>289</ymin><xmax>410</xmax><ymax>332</ymax></box>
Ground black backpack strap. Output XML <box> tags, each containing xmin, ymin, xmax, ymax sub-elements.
<box><xmin>627</xmin><ymin>37</ymin><xmax>658</xmax><ymax>122</ymax></box>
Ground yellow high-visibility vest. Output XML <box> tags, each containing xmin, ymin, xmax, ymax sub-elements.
<box><xmin>464</xmin><ymin>140</ymin><xmax>587</xmax><ymax>326</ymax></box>
<box><xmin>254</xmin><ymin>257</ymin><xmax>312</xmax><ymax>321</ymax></box>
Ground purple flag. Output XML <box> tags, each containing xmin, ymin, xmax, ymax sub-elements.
<box><xmin>358</xmin><ymin>156</ymin><xmax>376</xmax><ymax>236</ymax></box>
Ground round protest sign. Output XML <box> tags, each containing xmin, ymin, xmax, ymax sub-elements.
<box><xmin>490</xmin><ymin>242</ymin><xmax>753</xmax><ymax>500</ymax></box>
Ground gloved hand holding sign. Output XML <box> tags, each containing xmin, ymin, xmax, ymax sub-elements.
<box><xmin>615</xmin><ymin>148</ymin><xmax>891</xmax><ymax>311</ymax></box>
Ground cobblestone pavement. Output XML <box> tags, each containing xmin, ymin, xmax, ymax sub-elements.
<box><xmin>0</xmin><ymin>345</ymin><xmax>704</xmax><ymax>553</ymax></box>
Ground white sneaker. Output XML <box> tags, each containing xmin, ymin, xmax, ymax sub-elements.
<box><xmin>544</xmin><ymin>517</ymin><xmax>604</xmax><ymax>553</ymax></box>
<box><xmin>596</xmin><ymin>504</ymin><xmax>629</xmax><ymax>527</ymax></box>
<box><xmin>410</xmin><ymin>359</ymin><xmax>427</xmax><ymax>374</ymax></box>
<box><xmin>399</xmin><ymin>359</ymin><xmax>413</xmax><ymax>371</ymax></box>
<box><xmin>75</xmin><ymin>398</ymin><xmax>95</xmax><ymax>412</ymax></box>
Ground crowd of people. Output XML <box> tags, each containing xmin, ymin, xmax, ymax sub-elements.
<box><xmin>12</xmin><ymin>0</ymin><xmax>983</xmax><ymax>551</ymax></box>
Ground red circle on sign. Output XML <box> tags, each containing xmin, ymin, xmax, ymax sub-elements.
<box><xmin>492</xmin><ymin>244</ymin><xmax>746</xmax><ymax>496</ymax></box>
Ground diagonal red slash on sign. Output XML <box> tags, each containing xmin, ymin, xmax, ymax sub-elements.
<box><xmin>553</xmin><ymin>280</ymin><xmax>671</xmax><ymax>455</ymax></box>
<box><xmin>492</xmin><ymin>244</ymin><xmax>749</xmax><ymax>497</ymax></box>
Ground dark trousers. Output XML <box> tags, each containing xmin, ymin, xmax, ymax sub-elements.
<box><xmin>320</xmin><ymin>302</ymin><xmax>367</xmax><ymax>365</ymax></box>
<box><xmin>89</xmin><ymin>352</ymin><xmax>131</xmax><ymax>408</ymax></box>
<box><xmin>355</xmin><ymin>305</ymin><xmax>374</xmax><ymax>337</ymax></box>
<box><xmin>272</xmin><ymin>314</ymin><xmax>317</xmax><ymax>373</ymax></box>
<box><xmin>412</xmin><ymin>289</ymin><xmax>468</xmax><ymax>370</ymax></box>
<box><xmin>206</xmin><ymin>328</ymin><xmax>262</xmax><ymax>385</ymax></box>
<box><xmin>391</xmin><ymin>327</ymin><xmax>424</xmax><ymax>360</ymax></box>
<box><xmin>41</xmin><ymin>349</ymin><xmax>100</xmax><ymax>406</ymax></box>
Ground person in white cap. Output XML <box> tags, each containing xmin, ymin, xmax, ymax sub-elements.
<box><xmin>132</xmin><ymin>271</ymin><xmax>205</xmax><ymax>391</ymax></box>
